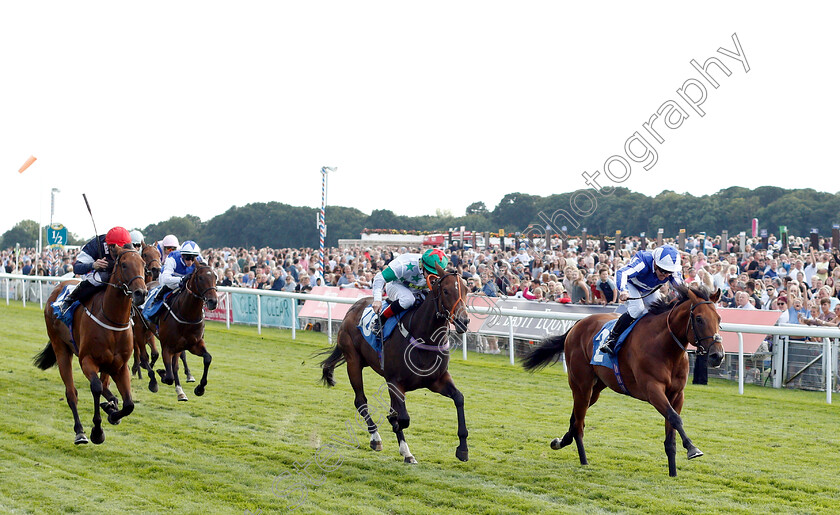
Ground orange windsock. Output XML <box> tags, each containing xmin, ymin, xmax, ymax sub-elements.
<box><xmin>18</xmin><ymin>156</ymin><xmax>37</xmax><ymax>173</ymax></box>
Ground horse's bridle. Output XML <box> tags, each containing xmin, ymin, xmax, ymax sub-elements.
<box><xmin>106</xmin><ymin>249</ymin><xmax>145</xmax><ymax>297</ymax></box>
<box><xmin>141</xmin><ymin>246</ymin><xmax>162</xmax><ymax>279</ymax></box>
<box><xmin>183</xmin><ymin>263</ymin><xmax>217</xmax><ymax>303</ymax></box>
<box><xmin>666</xmin><ymin>300</ymin><xmax>722</xmax><ymax>355</ymax></box>
<box><xmin>429</xmin><ymin>271</ymin><xmax>466</xmax><ymax>326</ymax></box>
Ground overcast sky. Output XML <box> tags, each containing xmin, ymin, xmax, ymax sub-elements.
<box><xmin>2</xmin><ymin>1</ymin><xmax>837</xmax><ymax>241</ymax></box>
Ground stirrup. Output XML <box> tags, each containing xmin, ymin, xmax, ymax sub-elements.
<box><xmin>599</xmin><ymin>337</ymin><xmax>617</xmax><ymax>355</ymax></box>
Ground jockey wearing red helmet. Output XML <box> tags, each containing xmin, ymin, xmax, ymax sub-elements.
<box><xmin>53</xmin><ymin>226</ymin><xmax>134</xmax><ymax>313</ymax></box>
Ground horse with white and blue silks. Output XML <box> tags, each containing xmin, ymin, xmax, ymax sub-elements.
<box><xmin>142</xmin><ymin>241</ymin><xmax>215</xmax><ymax>402</ymax></box>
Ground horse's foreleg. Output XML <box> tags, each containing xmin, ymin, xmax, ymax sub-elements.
<box><xmin>648</xmin><ymin>387</ymin><xmax>701</xmax><ymax>477</ymax></box>
<box><xmin>132</xmin><ymin>342</ymin><xmax>143</xmax><ymax>379</ymax></box>
<box><xmin>107</xmin><ymin>365</ymin><xmax>135</xmax><ymax>425</ymax></box>
<box><xmin>430</xmin><ymin>374</ymin><xmax>468</xmax><ymax>462</ymax></box>
<box><xmin>386</xmin><ymin>383</ymin><xmax>415</xmax><ymax>464</ymax></box>
<box><xmin>99</xmin><ymin>372</ymin><xmax>119</xmax><ymax>412</ymax></box>
<box><xmin>190</xmin><ymin>343</ymin><xmax>211</xmax><ymax>397</ymax></box>
<box><xmin>84</xmin><ymin>366</ymin><xmax>105</xmax><ymax>445</ymax></box>
<box><xmin>56</xmin><ymin>347</ymin><xmax>87</xmax><ymax>444</ymax></box>
<box><xmin>157</xmin><ymin>348</ymin><xmax>174</xmax><ymax>385</ymax></box>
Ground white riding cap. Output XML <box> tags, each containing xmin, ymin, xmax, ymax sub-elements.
<box><xmin>653</xmin><ymin>245</ymin><xmax>681</xmax><ymax>272</ymax></box>
<box><xmin>180</xmin><ymin>240</ymin><xmax>201</xmax><ymax>257</ymax></box>
<box><xmin>129</xmin><ymin>230</ymin><xmax>144</xmax><ymax>245</ymax></box>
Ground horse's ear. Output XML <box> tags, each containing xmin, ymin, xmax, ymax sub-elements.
<box><xmin>434</xmin><ymin>262</ymin><xmax>446</xmax><ymax>276</ymax></box>
<box><xmin>710</xmin><ymin>288</ymin><xmax>721</xmax><ymax>302</ymax></box>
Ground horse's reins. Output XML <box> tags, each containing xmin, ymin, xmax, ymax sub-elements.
<box><xmin>159</xmin><ymin>264</ymin><xmax>215</xmax><ymax>325</ymax></box>
<box><xmin>665</xmin><ymin>300</ymin><xmax>720</xmax><ymax>355</ymax></box>
<box><xmin>395</xmin><ymin>271</ymin><xmax>465</xmax><ymax>353</ymax></box>
<box><xmin>86</xmin><ymin>248</ymin><xmax>144</xmax><ymax>331</ymax></box>
<box><xmin>429</xmin><ymin>271</ymin><xmax>466</xmax><ymax>326</ymax></box>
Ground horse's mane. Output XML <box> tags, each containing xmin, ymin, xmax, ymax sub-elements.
<box><xmin>647</xmin><ymin>283</ymin><xmax>711</xmax><ymax>315</ymax></box>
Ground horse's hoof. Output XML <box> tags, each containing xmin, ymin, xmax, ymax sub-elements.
<box><xmin>149</xmin><ymin>380</ymin><xmax>159</xmax><ymax>393</ymax></box>
<box><xmin>186</xmin><ymin>375</ymin><xmax>196</xmax><ymax>383</ymax></box>
<box><xmin>370</xmin><ymin>440</ymin><xmax>383</xmax><ymax>451</ymax></box>
<box><xmin>107</xmin><ymin>412</ymin><xmax>121</xmax><ymax>425</ymax></box>
<box><xmin>90</xmin><ymin>427</ymin><xmax>105</xmax><ymax>445</ymax></box>
<box><xmin>550</xmin><ymin>438</ymin><xmax>563</xmax><ymax>450</ymax></box>
<box><xmin>687</xmin><ymin>448</ymin><xmax>704</xmax><ymax>459</ymax></box>
<box><xmin>404</xmin><ymin>456</ymin><xmax>417</xmax><ymax>464</ymax></box>
<box><xmin>74</xmin><ymin>433</ymin><xmax>89</xmax><ymax>445</ymax></box>
<box><xmin>177</xmin><ymin>392</ymin><xmax>188</xmax><ymax>402</ymax></box>
<box><xmin>456</xmin><ymin>447</ymin><xmax>469</xmax><ymax>462</ymax></box>
<box><xmin>194</xmin><ymin>385</ymin><xmax>205</xmax><ymax>396</ymax></box>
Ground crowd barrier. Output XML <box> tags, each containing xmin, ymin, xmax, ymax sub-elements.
<box><xmin>3</xmin><ymin>274</ymin><xmax>838</xmax><ymax>403</ymax></box>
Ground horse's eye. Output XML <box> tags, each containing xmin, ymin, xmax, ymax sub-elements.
<box><xmin>695</xmin><ymin>316</ymin><xmax>703</xmax><ymax>323</ymax></box>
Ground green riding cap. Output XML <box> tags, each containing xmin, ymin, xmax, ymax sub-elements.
<box><xmin>421</xmin><ymin>249</ymin><xmax>449</xmax><ymax>274</ymax></box>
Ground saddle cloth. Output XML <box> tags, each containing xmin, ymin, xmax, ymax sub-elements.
<box><xmin>358</xmin><ymin>302</ymin><xmax>410</xmax><ymax>356</ymax></box>
<box><xmin>590</xmin><ymin>316</ymin><xmax>643</xmax><ymax>368</ymax></box>
<box><xmin>51</xmin><ymin>284</ymin><xmax>80</xmax><ymax>327</ymax></box>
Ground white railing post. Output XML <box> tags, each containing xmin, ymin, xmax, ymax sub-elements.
<box><xmin>21</xmin><ymin>279</ymin><xmax>25</xmax><ymax>307</ymax></box>
<box><xmin>738</xmin><ymin>332</ymin><xmax>744</xmax><ymax>395</ymax></box>
<box><xmin>291</xmin><ymin>300</ymin><xmax>297</xmax><ymax>340</ymax></box>
<box><xmin>462</xmin><ymin>332</ymin><xmax>467</xmax><ymax>360</ymax></box>
<box><xmin>257</xmin><ymin>293</ymin><xmax>262</xmax><ymax>335</ymax></box>
<box><xmin>824</xmin><ymin>338</ymin><xmax>832</xmax><ymax>404</ymax></box>
<box><xmin>327</xmin><ymin>303</ymin><xmax>333</xmax><ymax>346</ymax></box>
<box><xmin>5</xmin><ymin>278</ymin><xmax>9</xmax><ymax>305</ymax></box>
<box><xmin>226</xmin><ymin>292</ymin><xmax>231</xmax><ymax>330</ymax></box>
<box><xmin>508</xmin><ymin>319</ymin><xmax>515</xmax><ymax>365</ymax></box>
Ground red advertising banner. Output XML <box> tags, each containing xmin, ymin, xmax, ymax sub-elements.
<box><xmin>204</xmin><ymin>290</ymin><xmax>233</xmax><ymax>323</ymax></box>
<box><xmin>298</xmin><ymin>286</ymin><xmax>373</xmax><ymax>320</ymax></box>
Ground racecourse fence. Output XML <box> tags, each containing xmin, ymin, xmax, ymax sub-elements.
<box><xmin>3</xmin><ymin>272</ymin><xmax>838</xmax><ymax>403</ymax></box>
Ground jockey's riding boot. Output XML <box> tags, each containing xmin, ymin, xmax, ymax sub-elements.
<box><xmin>374</xmin><ymin>302</ymin><xmax>408</xmax><ymax>337</ymax></box>
<box><xmin>155</xmin><ymin>284</ymin><xmax>174</xmax><ymax>303</ymax></box>
<box><xmin>57</xmin><ymin>280</ymin><xmax>99</xmax><ymax>313</ymax></box>
<box><xmin>599</xmin><ymin>312</ymin><xmax>636</xmax><ymax>355</ymax></box>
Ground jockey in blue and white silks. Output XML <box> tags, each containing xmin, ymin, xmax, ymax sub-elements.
<box><xmin>154</xmin><ymin>240</ymin><xmax>202</xmax><ymax>301</ymax></box>
<box><xmin>599</xmin><ymin>245</ymin><xmax>683</xmax><ymax>355</ymax></box>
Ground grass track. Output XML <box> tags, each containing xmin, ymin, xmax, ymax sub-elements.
<box><xmin>1</xmin><ymin>302</ymin><xmax>839</xmax><ymax>514</ymax></box>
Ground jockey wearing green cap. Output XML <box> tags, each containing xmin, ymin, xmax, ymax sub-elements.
<box><xmin>370</xmin><ymin>248</ymin><xmax>449</xmax><ymax>334</ymax></box>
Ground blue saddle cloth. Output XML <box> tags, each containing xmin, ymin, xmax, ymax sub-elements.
<box><xmin>358</xmin><ymin>303</ymin><xmax>409</xmax><ymax>356</ymax></box>
<box><xmin>51</xmin><ymin>285</ymin><xmax>81</xmax><ymax>327</ymax></box>
<box><xmin>590</xmin><ymin>316</ymin><xmax>644</xmax><ymax>368</ymax></box>
<box><xmin>141</xmin><ymin>285</ymin><xmax>170</xmax><ymax>322</ymax></box>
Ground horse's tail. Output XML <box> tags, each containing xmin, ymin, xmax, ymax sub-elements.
<box><xmin>315</xmin><ymin>345</ymin><xmax>346</xmax><ymax>387</ymax></box>
<box><xmin>33</xmin><ymin>342</ymin><xmax>57</xmax><ymax>370</ymax></box>
<box><xmin>522</xmin><ymin>332</ymin><xmax>567</xmax><ymax>372</ymax></box>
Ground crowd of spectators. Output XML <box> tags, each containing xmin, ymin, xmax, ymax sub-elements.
<box><xmin>5</xmin><ymin>231</ymin><xmax>840</xmax><ymax>327</ymax></box>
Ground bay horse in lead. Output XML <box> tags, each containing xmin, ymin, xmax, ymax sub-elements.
<box><xmin>522</xmin><ymin>284</ymin><xmax>724</xmax><ymax>476</ymax></box>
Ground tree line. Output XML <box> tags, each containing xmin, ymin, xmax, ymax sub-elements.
<box><xmin>3</xmin><ymin>186</ymin><xmax>839</xmax><ymax>250</ymax></box>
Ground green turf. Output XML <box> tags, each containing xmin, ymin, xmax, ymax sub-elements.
<box><xmin>1</xmin><ymin>301</ymin><xmax>838</xmax><ymax>514</ymax></box>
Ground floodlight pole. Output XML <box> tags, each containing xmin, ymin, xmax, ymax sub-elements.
<box><xmin>319</xmin><ymin>167</ymin><xmax>337</xmax><ymax>281</ymax></box>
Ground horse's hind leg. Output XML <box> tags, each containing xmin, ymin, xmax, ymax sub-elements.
<box><xmin>552</xmin><ymin>381</ymin><xmax>606</xmax><ymax>453</ymax></box>
<box><xmin>386</xmin><ymin>382</ymin><xmax>415</xmax><ymax>464</ymax></box>
<box><xmin>181</xmin><ymin>352</ymin><xmax>195</xmax><ymax>383</ymax></box>
<box><xmin>430</xmin><ymin>373</ymin><xmax>469</xmax><ymax>462</ymax></box>
<box><xmin>345</xmin><ymin>357</ymin><xmax>384</xmax><ymax>451</ymax></box>
<box><xmin>171</xmin><ymin>353</ymin><xmax>188</xmax><ymax>402</ymax></box>
<box><xmin>55</xmin><ymin>346</ymin><xmax>88</xmax><ymax>444</ymax></box>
